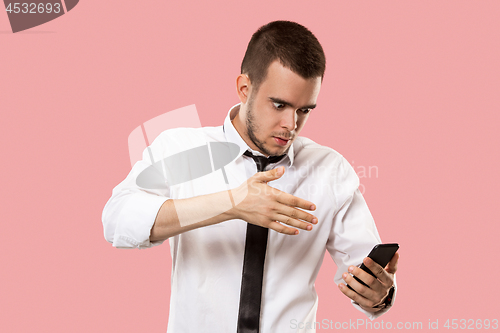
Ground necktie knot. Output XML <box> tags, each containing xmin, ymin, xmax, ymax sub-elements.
<box><xmin>243</xmin><ymin>150</ymin><xmax>286</xmax><ymax>172</ymax></box>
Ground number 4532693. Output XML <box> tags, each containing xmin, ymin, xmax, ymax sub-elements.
<box><xmin>444</xmin><ymin>319</ymin><xmax>498</xmax><ymax>330</ymax></box>
<box><xmin>5</xmin><ymin>3</ymin><xmax>62</xmax><ymax>14</ymax></box>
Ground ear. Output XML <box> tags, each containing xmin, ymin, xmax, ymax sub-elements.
<box><xmin>236</xmin><ymin>74</ymin><xmax>251</xmax><ymax>104</ymax></box>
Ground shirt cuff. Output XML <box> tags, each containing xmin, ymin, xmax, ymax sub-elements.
<box><xmin>112</xmin><ymin>192</ymin><xmax>168</xmax><ymax>249</ymax></box>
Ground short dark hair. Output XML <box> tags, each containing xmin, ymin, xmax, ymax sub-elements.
<box><xmin>241</xmin><ymin>21</ymin><xmax>326</xmax><ymax>92</ymax></box>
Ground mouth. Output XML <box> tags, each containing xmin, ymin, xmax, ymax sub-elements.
<box><xmin>273</xmin><ymin>136</ymin><xmax>290</xmax><ymax>146</ymax></box>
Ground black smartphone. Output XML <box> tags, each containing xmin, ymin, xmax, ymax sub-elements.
<box><xmin>347</xmin><ymin>243</ymin><xmax>399</xmax><ymax>291</ymax></box>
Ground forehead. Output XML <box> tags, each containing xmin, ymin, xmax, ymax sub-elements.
<box><xmin>256</xmin><ymin>61</ymin><xmax>322</xmax><ymax>106</ymax></box>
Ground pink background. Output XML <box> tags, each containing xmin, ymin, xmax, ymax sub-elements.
<box><xmin>1</xmin><ymin>1</ymin><xmax>499</xmax><ymax>331</ymax></box>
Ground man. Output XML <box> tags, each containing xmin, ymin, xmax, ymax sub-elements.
<box><xmin>103</xmin><ymin>20</ymin><xmax>398</xmax><ymax>333</ymax></box>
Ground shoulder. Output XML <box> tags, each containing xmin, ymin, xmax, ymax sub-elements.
<box><xmin>149</xmin><ymin>126</ymin><xmax>224</xmax><ymax>156</ymax></box>
<box><xmin>154</xmin><ymin>125</ymin><xmax>223</xmax><ymax>144</ymax></box>
<box><xmin>293</xmin><ymin>137</ymin><xmax>360</xmax><ymax>205</ymax></box>
<box><xmin>293</xmin><ymin>136</ymin><xmax>346</xmax><ymax>168</ymax></box>
<box><xmin>293</xmin><ymin>136</ymin><xmax>358</xmax><ymax>185</ymax></box>
<box><xmin>156</xmin><ymin>125</ymin><xmax>222</xmax><ymax>140</ymax></box>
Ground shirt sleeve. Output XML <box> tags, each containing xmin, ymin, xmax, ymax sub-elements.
<box><xmin>325</xmin><ymin>155</ymin><xmax>396</xmax><ymax>320</ymax></box>
<box><xmin>102</xmin><ymin>133</ymin><xmax>171</xmax><ymax>249</ymax></box>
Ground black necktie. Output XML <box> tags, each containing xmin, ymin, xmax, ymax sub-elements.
<box><xmin>237</xmin><ymin>150</ymin><xmax>285</xmax><ymax>333</ymax></box>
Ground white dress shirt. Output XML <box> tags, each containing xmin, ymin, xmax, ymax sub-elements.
<box><xmin>102</xmin><ymin>104</ymin><xmax>396</xmax><ymax>332</ymax></box>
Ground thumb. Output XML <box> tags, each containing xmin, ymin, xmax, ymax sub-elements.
<box><xmin>385</xmin><ymin>251</ymin><xmax>399</xmax><ymax>274</ymax></box>
<box><xmin>257</xmin><ymin>166</ymin><xmax>285</xmax><ymax>182</ymax></box>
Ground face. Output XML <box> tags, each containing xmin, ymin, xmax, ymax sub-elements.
<box><xmin>235</xmin><ymin>61</ymin><xmax>322</xmax><ymax>157</ymax></box>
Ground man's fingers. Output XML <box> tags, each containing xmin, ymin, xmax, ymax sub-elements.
<box><xmin>385</xmin><ymin>251</ymin><xmax>399</xmax><ymax>274</ymax></box>
<box><xmin>267</xmin><ymin>220</ymin><xmax>299</xmax><ymax>235</ymax></box>
<box><xmin>341</xmin><ymin>269</ymin><xmax>388</xmax><ymax>308</ymax></box>
<box><xmin>253</xmin><ymin>169</ymin><xmax>316</xmax><ymax>212</ymax></box>
<box><xmin>363</xmin><ymin>258</ymin><xmax>385</xmax><ymax>277</ymax></box>
<box><xmin>338</xmin><ymin>281</ymin><xmax>375</xmax><ymax>308</ymax></box>
<box><xmin>348</xmin><ymin>265</ymin><xmax>377</xmax><ymax>289</ymax></box>
<box><xmin>242</xmin><ymin>168</ymin><xmax>318</xmax><ymax>234</ymax></box>
<box><xmin>341</xmin><ymin>272</ymin><xmax>372</xmax><ymax>298</ymax></box>
<box><xmin>275</xmin><ymin>213</ymin><xmax>314</xmax><ymax>231</ymax></box>
<box><xmin>280</xmin><ymin>204</ymin><xmax>318</xmax><ymax>224</ymax></box>
<box><xmin>363</xmin><ymin>257</ymin><xmax>393</xmax><ymax>286</ymax></box>
<box><xmin>275</xmin><ymin>190</ymin><xmax>316</xmax><ymax>212</ymax></box>
<box><xmin>256</xmin><ymin>166</ymin><xmax>285</xmax><ymax>182</ymax></box>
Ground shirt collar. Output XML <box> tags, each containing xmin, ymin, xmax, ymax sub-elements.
<box><xmin>223</xmin><ymin>103</ymin><xmax>295</xmax><ymax>167</ymax></box>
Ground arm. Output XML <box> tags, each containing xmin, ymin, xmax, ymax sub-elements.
<box><xmin>150</xmin><ymin>166</ymin><xmax>319</xmax><ymax>242</ymax></box>
<box><xmin>325</xmin><ymin>156</ymin><xmax>397</xmax><ymax>319</ymax></box>
<box><xmin>103</xmin><ymin>155</ymin><xmax>319</xmax><ymax>248</ymax></box>
<box><xmin>149</xmin><ymin>192</ymin><xmax>236</xmax><ymax>242</ymax></box>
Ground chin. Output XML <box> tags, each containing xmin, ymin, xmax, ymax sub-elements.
<box><xmin>262</xmin><ymin>139</ymin><xmax>291</xmax><ymax>156</ymax></box>
<box><xmin>272</xmin><ymin>145</ymin><xmax>289</xmax><ymax>156</ymax></box>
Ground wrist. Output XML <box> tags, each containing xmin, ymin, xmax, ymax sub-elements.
<box><xmin>227</xmin><ymin>182</ymin><xmax>250</xmax><ymax>221</ymax></box>
<box><xmin>372</xmin><ymin>285</ymin><xmax>395</xmax><ymax>310</ymax></box>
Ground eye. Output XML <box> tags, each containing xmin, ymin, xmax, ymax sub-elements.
<box><xmin>273</xmin><ymin>102</ymin><xmax>285</xmax><ymax>110</ymax></box>
<box><xmin>300</xmin><ymin>108</ymin><xmax>312</xmax><ymax>114</ymax></box>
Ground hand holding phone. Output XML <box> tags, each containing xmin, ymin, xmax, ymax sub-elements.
<box><xmin>347</xmin><ymin>243</ymin><xmax>399</xmax><ymax>291</ymax></box>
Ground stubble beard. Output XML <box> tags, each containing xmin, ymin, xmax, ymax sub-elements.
<box><xmin>245</xmin><ymin>96</ymin><xmax>292</xmax><ymax>157</ymax></box>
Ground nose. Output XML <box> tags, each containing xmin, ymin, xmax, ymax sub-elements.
<box><xmin>280</xmin><ymin>108</ymin><xmax>297</xmax><ymax>131</ymax></box>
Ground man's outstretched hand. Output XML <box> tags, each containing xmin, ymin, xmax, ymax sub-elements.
<box><xmin>338</xmin><ymin>251</ymin><xmax>399</xmax><ymax>312</ymax></box>
<box><xmin>230</xmin><ymin>166</ymin><xmax>318</xmax><ymax>235</ymax></box>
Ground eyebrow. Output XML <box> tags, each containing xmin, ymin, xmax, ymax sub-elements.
<box><xmin>269</xmin><ymin>97</ymin><xmax>317</xmax><ymax>110</ymax></box>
